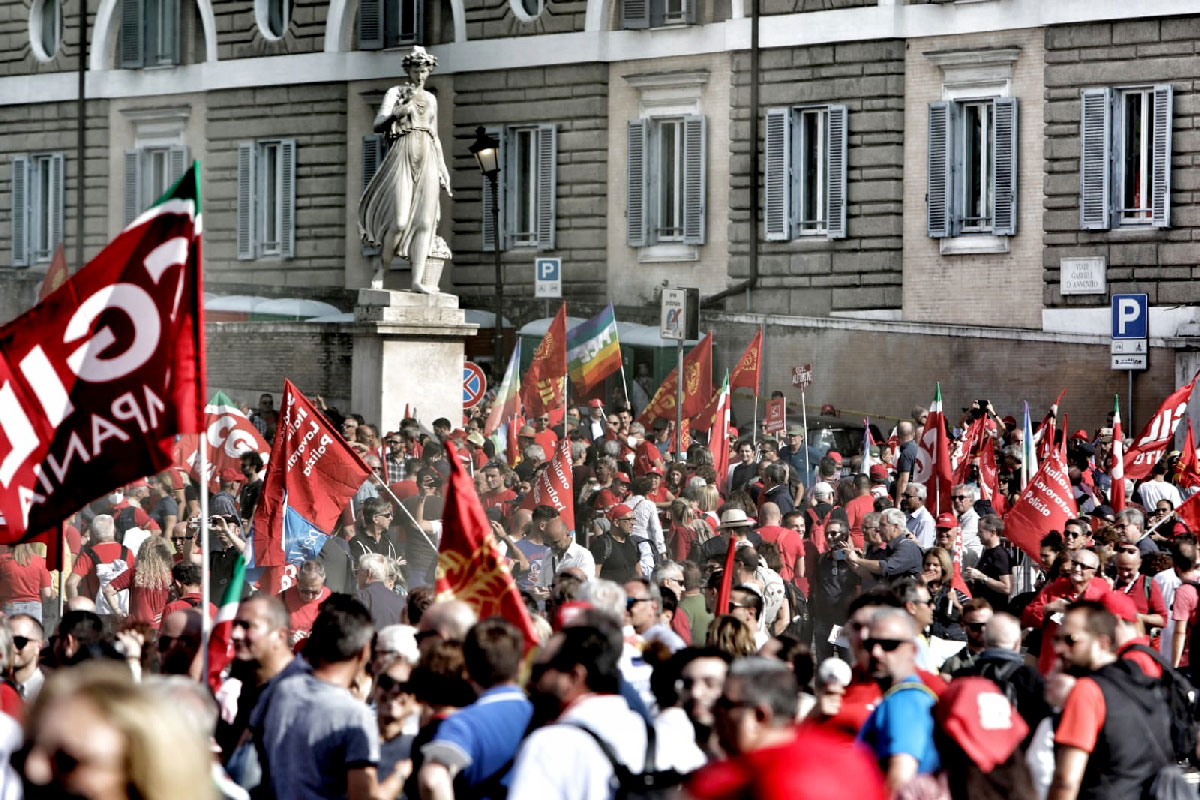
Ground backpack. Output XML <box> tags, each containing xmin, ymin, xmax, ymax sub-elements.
<box><xmin>114</xmin><ymin>506</ymin><xmax>140</xmax><ymax>543</ymax></box>
<box><xmin>631</xmin><ymin>536</ymin><xmax>662</xmax><ymax>572</ymax></box>
<box><xmin>1123</xmin><ymin>643</ymin><xmax>1200</xmax><ymax>765</ymax></box>
<box><xmin>973</xmin><ymin>656</ymin><xmax>1024</xmax><ymax>709</ymax></box>
<box><xmin>778</xmin><ymin>579</ymin><xmax>809</xmax><ymax>640</ymax></box>
<box><xmin>569</xmin><ymin>721</ymin><xmax>686</xmax><ymax>800</ymax></box>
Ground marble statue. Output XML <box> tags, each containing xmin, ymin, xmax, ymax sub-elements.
<box><xmin>358</xmin><ymin>46</ymin><xmax>453</xmax><ymax>293</ymax></box>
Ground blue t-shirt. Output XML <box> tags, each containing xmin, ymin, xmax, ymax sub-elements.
<box><xmin>423</xmin><ymin>685</ymin><xmax>533</xmax><ymax>798</ymax></box>
<box><xmin>857</xmin><ymin>678</ymin><xmax>940</xmax><ymax>775</ymax></box>
<box><xmin>514</xmin><ymin>540</ymin><xmax>549</xmax><ymax>590</ymax></box>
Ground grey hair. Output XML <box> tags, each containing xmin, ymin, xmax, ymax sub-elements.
<box><xmin>983</xmin><ymin>613</ymin><xmax>1022</xmax><ymax>651</ymax></box>
<box><xmin>907</xmin><ymin>482</ymin><xmax>927</xmax><ymax>501</ymax></box>
<box><xmin>727</xmin><ymin>656</ymin><xmax>799</xmax><ymax>723</ymax></box>
<box><xmin>358</xmin><ymin>553</ymin><xmax>388</xmax><ymax>583</ymax></box>
<box><xmin>92</xmin><ymin>514</ymin><xmax>115</xmax><ymax>542</ymax></box>
<box><xmin>144</xmin><ymin>675</ymin><xmax>218</xmax><ymax>739</ymax></box>
<box><xmin>870</xmin><ymin>606</ymin><xmax>917</xmax><ymax>637</ymax></box>
<box><xmin>577</xmin><ymin>579</ymin><xmax>626</xmax><ymax>621</ymax></box>
<box><xmin>602</xmin><ymin>440</ymin><xmax>622</xmax><ymax>458</ymax></box>
<box><xmin>298</xmin><ymin>559</ymin><xmax>326</xmax><ymax>581</ymax></box>
<box><xmin>654</xmin><ymin>561</ymin><xmax>685</xmax><ymax>584</ymax></box>
<box><xmin>0</xmin><ymin>623</ymin><xmax>12</xmax><ymax>674</ymax></box>
<box><xmin>1116</xmin><ymin>508</ymin><xmax>1144</xmax><ymax>531</ymax></box>
<box><xmin>881</xmin><ymin>507</ymin><xmax>906</xmax><ymax>529</ymax></box>
<box><xmin>525</xmin><ymin>445</ymin><xmax>546</xmax><ymax>463</ymax></box>
<box><xmin>629</xmin><ymin>422</ymin><xmax>646</xmax><ymax>437</ymax></box>
<box><xmin>571</xmin><ymin>441</ymin><xmax>590</xmax><ymax>461</ymax></box>
<box><xmin>953</xmin><ymin>484</ymin><xmax>977</xmax><ymax>502</ymax></box>
<box><xmin>685</xmin><ymin>475</ymin><xmax>708</xmax><ymax>500</ymax></box>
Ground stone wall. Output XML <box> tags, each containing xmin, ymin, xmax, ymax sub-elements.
<box><xmin>728</xmin><ymin>40</ymin><xmax>905</xmax><ymax>316</ymax></box>
<box><xmin>760</xmin><ymin>0</ymin><xmax>875</xmax><ymax>17</ymax></box>
<box><xmin>206</xmin><ymin>321</ymin><xmax>355</xmax><ymax>410</ymax></box>
<box><xmin>211</xmin><ymin>0</ymin><xmax>328</xmax><ymax>59</ymax></box>
<box><xmin>1043</xmin><ymin>16</ymin><xmax>1200</xmax><ymax>308</ymax></box>
<box><xmin>0</xmin><ymin>0</ymin><xmax>100</xmax><ymax>75</ymax></box>
<box><xmin>465</xmin><ymin>0</ymin><xmax>587</xmax><ymax>39</ymax></box>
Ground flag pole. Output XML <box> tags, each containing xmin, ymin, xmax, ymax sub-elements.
<box><xmin>56</xmin><ymin>522</ymin><xmax>65</xmax><ymax>619</ymax></box>
<box><xmin>371</xmin><ymin>474</ymin><xmax>440</xmax><ymax>554</ymax></box>
<box><xmin>199</xmin><ymin>437</ymin><xmax>211</xmax><ymax>683</ymax></box>
<box><xmin>562</xmin><ymin>375</ymin><xmax>569</xmax><ymax>442</ymax></box>
<box><xmin>617</xmin><ymin>349</ymin><xmax>631</xmax><ymax>412</ymax></box>
<box><xmin>801</xmin><ymin>386</ymin><xmax>810</xmax><ymax>489</ymax></box>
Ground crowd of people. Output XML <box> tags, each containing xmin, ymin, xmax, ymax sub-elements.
<box><xmin>0</xmin><ymin>387</ymin><xmax>1199</xmax><ymax>800</ymax></box>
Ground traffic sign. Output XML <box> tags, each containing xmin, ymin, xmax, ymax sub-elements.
<box><xmin>660</xmin><ymin>288</ymin><xmax>687</xmax><ymax>341</ymax></box>
<box><xmin>792</xmin><ymin>364</ymin><xmax>813</xmax><ymax>389</ymax></box>
<box><xmin>535</xmin><ymin>258</ymin><xmax>561</xmax><ymax>299</ymax></box>
<box><xmin>1112</xmin><ymin>353</ymin><xmax>1148</xmax><ymax>371</ymax></box>
<box><xmin>1112</xmin><ymin>294</ymin><xmax>1148</xmax><ymax>339</ymax></box>
<box><xmin>463</xmin><ymin>361</ymin><xmax>487</xmax><ymax>408</ymax></box>
<box><xmin>1111</xmin><ymin>339</ymin><xmax>1147</xmax><ymax>355</ymax></box>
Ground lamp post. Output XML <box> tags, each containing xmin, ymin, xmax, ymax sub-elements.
<box><xmin>470</xmin><ymin>126</ymin><xmax>503</xmax><ymax>373</ymax></box>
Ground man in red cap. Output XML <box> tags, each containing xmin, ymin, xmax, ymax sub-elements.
<box><xmin>584</xmin><ymin>398</ymin><xmax>606</xmax><ymax>443</ymax></box>
<box><xmin>1111</xmin><ymin>547</ymin><xmax>1167</xmax><ymax>641</ymax></box>
<box><xmin>868</xmin><ymin>464</ymin><xmax>890</xmax><ymax>500</ymax></box>
<box><xmin>589</xmin><ymin>504</ymin><xmax>648</xmax><ymax>583</ymax></box>
<box><xmin>644</xmin><ymin>466</ymin><xmax>672</xmax><ymax>508</ymax></box>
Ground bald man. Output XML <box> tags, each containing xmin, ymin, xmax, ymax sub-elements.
<box><xmin>416</xmin><ymin>600</ymin><xmax>478</xmax><ymax>655</ymax></box>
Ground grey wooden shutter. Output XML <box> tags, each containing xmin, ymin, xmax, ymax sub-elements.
<box><xmin>361</xmin><ymin>134</ymin><xmax>382</xmax><ymax>256</ymax></box>
<box><xmin>411</xmin><ymin>0</ymin><xmax>424</xmax><ymax>44</ymax></box>
<box><xmin>11</xmin><ymin>157</ymin><xmax>29</xmax><ymax>268</ymax></box>
<box><xmin>123</xmin><ymin>149</ymin><xmax>141</xmax><ymax>225</ymax></box>
<box><xmin>481</xmin><ymin>126</ymin><xmax>504</xmax><ymax>252</ymax></box>
<box><xmin>162</xmin><ymin>0</ymin><xmax>180</xmax><ymax>64</ymax></box>
<box><xmin>683</xmin><ymin>0</ymin><xmax>696</xmax><ymax>24</ymax></box>
<box><xmin>991</xmin><ymin>98</ymin><xmax>1018</xmax><ymax>236</ymax></box>
<box><xmin>279</xmin><ymin>139</ymin><xmax>296</xmax><ymax>259</ymax></box>
<box><xmin>236</xmin><ymin>142</ymin><xmax>256</xmax><ymax>260</ymax></box>
<box><xmin>626</xmin><ymin>120</ymin><xmax>647</xmax><ymax>247</ymax></box>
<box><xmin>1079</xmin><ymin>87</ymin><xmax>1112</xmax><ymax>231</ymax></box>
<box><xmin>1152</xmin><ymin>84</ymin><xmax>1173</xmax><ymax>228</ymax></box>
<box><xmin>535</xmin><ymin>123</ymin><xmax>556</xmax><ymax>251</ymax></box>
<box><xmin>167</xmin><ymin>144</ymin><xmax>189</xmax><ymax>196</ymax></box>
<box><xmin>763</xmin><ymin>108</ymin><xmax>790</xmax><ymax>242</ymax></box>
<box><xmin>622</xmin><ymin>0</ymin><xmax>650</xmax><ymax>29</ymax></box>
<box><xmin>358</xmin><ymin>0</ymin><xmax>383</xmax><ymax>49</ymax></box>
<box><xmin>119</xmin><ymin>0</ymin><xmax>143</xmax><ymax>67</ymax></box>
<box><xmin>682</xmin><ymin>115</ymin><xmax>706</xmax><ymax>246</ymax></box>
<box><xmin>926</xmin><ymin>101</ymin><xmax>953</xmax><ymax>238</ymax></box>
<box><xmin>50</xmin><ymin>153</ymin><xmax>64</xmax><ymax>254</ymax></box>
<box><xmin>825</xmin><ymin>104</ymin><xmax>848</xmax><ymax>240</ymax></box>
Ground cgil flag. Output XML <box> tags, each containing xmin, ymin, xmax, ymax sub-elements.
<box><xmin>519</xmin><ymin>439</ymin><xmax>576</xmax><ymax>532</ymax></box>
<box><xmin>1123</xmin><ymin>370</ymin><xmax>1200</xmax><ymax>481</ymax></box>
<box><xmin>729</xmin><ymin>329</ymin><xmax>763</xmax><ymax>394</ymax></box>
<box><xmin>1174</xmin><ymin>419</ymin><xmax>1200</xmax><ymax>490</ymax></box>
<box><xmin>567</xmin><ymin>304</ymin><xmax>623</xmax><ymax>394</ymax></box>
<box><xmin>206</xmin><ymin>552</ymin><xmax>245</xmax><ymax>691</ymax></box>
<box><xmin>1004</xmin><ymin>446</ymin><xmax>1079</xmax><ymax>563</ymax></box>
<box><xmin>437</xmin><ymin>440</ymin><xmax>539</xmax><ymax>649</ymax></box>
<box><xmin>638</xmin><ymin>332</ymin><xmax>713</xmax><ymax>427</ymax></box>
<box><xmin>521</xmin><ymin>304</ymin><xmax>568</xmax><ymax>419</ymax></box>
<box><xmin>0</xmin><ymin>164</ymin><xmax>205</xmax><ymax>542</ymax></box>
<box><xmin>484</xmin><ymin>339</ymin><xmax>522</xmax><ymax>438</ymax></box>
<box><xmin>173</xmin><ymin>391</ymin><xmax>271</xmax><ymax>492</ymax></box>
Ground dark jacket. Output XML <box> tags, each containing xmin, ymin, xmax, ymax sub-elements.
<box><xmin>357</xmin><ymin>580</ymin><xmax>406</xmax><ymax>630</ymax></box>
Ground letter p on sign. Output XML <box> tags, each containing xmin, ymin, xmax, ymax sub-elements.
<box><xmin>1111</xmin><ymin>294</ymin><xmax>1148</xmax><ymax>339</ymax></box>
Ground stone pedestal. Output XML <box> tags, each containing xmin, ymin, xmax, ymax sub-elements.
<box><xmin>351</xmin><ymin>289</ymin><xmax>479</xmax><ymax>431</ymax></box>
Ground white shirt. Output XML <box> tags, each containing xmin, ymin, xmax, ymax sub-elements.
<box><xmin>538</xmin><ymin>542</ymin><xmax>596</xmax><ymax>587</ymax></box>
<box><xmin>1139</xmin><ymin>479</ymin><xmax>1183</xmax><ymax>510</ymax></box>
<box><xmin>957</xmin><ymin>508</ymin><xmax>981</xmax><ymax>555</ymax></box>
<box><xmin>509</xmin><ymin>694</ymin><xmax>705</xmax><ymax>800</ymax></box>
<box><xmin>627</xmin><ymin>495</ymin><xmax>665</xmax><ymax>555</ymax></box>
<box><xmin>906</xmin><ymin>506</ymin><xmax>936</xmax><ymax>549</ymax></box>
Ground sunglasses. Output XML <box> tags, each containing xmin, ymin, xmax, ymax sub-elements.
<box><xmin>375</xmin><ymin>674</ymin><xmax>409</xmax><ymax>694</ymax></box>
<box><xmin>1065</xmin><ymin>530</ymin><xmax>1086</xmax><ymax>539</ymax></box>
<box><xmin>626</xmin><ymin>597</ymin><xmax>652</xmax><ymax>610</ymax></box>
<box><xmin>1070</xmin><ymin>562</ymin><xmax>1098</xmax><ymax>571</ymax></box>
<box><xmin>1053</xmin><ymin>632</ymin><xmax>1082</xmax><ymax>647</ymax></box>
<box><xmin>952</xmin><ymin>495</ymin><xmax>970</xmax><ymax>500</ymax></box>
<box><xmin>375</xmin><ymin>512</ymin><xmax>393</xmax><ymax>519</ymax></box>
<box><xmin>171</xmin><ymin>535</ymin><xmax>194</xmax><ymax>543</ymax></box>
<box><xmin>865</xmin><ymin>637</ymin><xmax>910</xmax><ymax>653</ymax></box>
<box><xmin>12</xmin><ymin>636</ymin><xmax>33</xmax><ymax>650</ymax></box>
<box><xmin>966</xmin><ymin>622</ymin><xmax>987</xmax><ymax>632</ymax></box>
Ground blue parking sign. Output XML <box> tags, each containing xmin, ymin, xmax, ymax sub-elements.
<box><xmin>1111</xmin><ymin>294</ymin><xmax>1148</xmax><ymax>339</ymax></box>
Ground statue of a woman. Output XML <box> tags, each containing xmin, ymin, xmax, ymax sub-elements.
<box><xmin>358</xmin><ymin>47</ymin><xmax>452</xmax><ymax>293</ymax></box>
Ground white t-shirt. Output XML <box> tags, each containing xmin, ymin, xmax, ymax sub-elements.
<box><xmin>1139</xmin><ymin>480</ymin><xmax>1183</xmax><ymax>510</ymax></box>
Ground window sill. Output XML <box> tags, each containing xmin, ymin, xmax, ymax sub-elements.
<box><xmin>938</xmin><ymin>234</ymin><xmax>1009</xmax><ymax>256</ymax></box>
<box><xmin>1105</xmin><ymin>226</ymin><xmax>1167</xmax><ymax>241</ymax></box>
<box><xmin>638</xmin><ymin>243</ymin><xmax>698</xmax><ymax>263</ymax></box>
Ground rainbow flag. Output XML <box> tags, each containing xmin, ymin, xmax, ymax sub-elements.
<box><xmin>484</xmin><ymin>339</ymin><xmax>522</xmax><ymax>438</ymax></box>
<box><xmin>567</xmin><ymin>303</ymin><xmax>623</xmax><ymax>393</ymax></box>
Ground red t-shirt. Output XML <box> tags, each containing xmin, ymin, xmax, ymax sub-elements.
<box><xmin>1055</xmin><ymin>677</ymin><xmax>1105</xmax><ymax>753</ymax></box>
<box><xmin>0</xmin><ymin>553</ymin><xmax>50</xmax><ymax>604</ymax></box>
<box><xmin>109</xmin><ymin>501</ymin><xmax>158</xmax><ymax>531</ymax></box>
<box><xmin>107</xmin><ymin>570</ymin><xmax>172</xmax><ymax>628</ymax></box>
<box><xmin>483</xmin><ymin>488</ymin><xmax>517</xmax><ymax>515</ymax></box>
<box><xmin>755</xmin><ymin>525</ymin><xmax>803</xmax><ymax>583</ymax></box>
<box><xmin>592</xmin><ymin>488</ymin><xmax>621</xmax><ymax>513</ymax></box>
<box><xmin>1022</xmin><ymin>576</ymin><xmax>1112</xmax><ymax>674</ymax></box>
<box><xmin>283</xmin><ymin>585</ymin><xmax>332</xmax><ymax>635</ymax></box>
<box><xmin>1173</xmin><ymin>583</ymin><xmax>1199</xmax><ymax>667</ymax></box>
<box><xmin>162</xmin><ymin>592</ymin><xmax>218</xmax><ymax>621</ymax></box>
<box><xmin>72</xmin><ymin>542</ymin><xmax>136</xmax><ymax>601</ymax></box>
<box><xmin>0</xmin><ymin>684</ymin><xmax>22</xmax><ymax>721</ymax></box>
<box><xmin>646</xmin><ymin>486</ymin><xmax>671</xmax><ymax>504</ymax></box>
<box><xmin>1118</xmin><ymin>638</ymin><xmax>1163</xmax><ymax>678</ymax></box>
<box><xmin>844</xmin><ymin>495</ymin><xmax>874</xmax><ymax>549</ymax></box>
<box><xmin>533</xmin><ymin>430</ymin><xmax>559</xmax><ymax>461</ymax></box>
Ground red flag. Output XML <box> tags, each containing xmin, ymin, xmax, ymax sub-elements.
<box><xmin>977</xmin><ymin>435</ymin><xmax>999</xmax><ymax>501</ymax></box>
<box><xmin>952</xmin><ymin>419</ymin><xmax>987</xmax><ymax>487</ymax></box>
<box><xmin>1177</xmin><ymin>490</ymin><xmax>1200</xmax><ymax>534</ymax></box>
<box><xmin>1174</xmin><ymin>420</ymin><xmax>1200</xmax><ymax>490</ymax></box>
<box><xmin>729</xmin><ymin>329</ymin><xmax>762</xmax><ymax>394</ymax></box>
<box><xmin>763</xmin><ymin>397</ymin><xmax>786</xmax><ymax>434</ymax></box>
<box><xmin>37</xmin><ymin>243</ymin><xmax>70</xmax><ymax>303</ymax></box>
<box><xmin>710</xmin><ymin>374</ymin><xmax>732</xmax><ymax>494</ymax></box>
<box><xmin>950</xmin><ymin>530</ymin><xmax>971</xmax><ymax>598</ymax></box>
<box><xmin>1124</xmin><ymin>371</ymin><xmax>1199</xmax><ymax>481</ymax></box>
<box><xmin>173</xmin><ymin>391</ymin><xmax>271</xmax><ymax>493</ymax></box>
<box><xmin>437</xmin><ymin>440</ymin><xmax>539</xmax><ymax>648</ymax></box>
<box><xmin>252</xmin><ymin>380</ymin><xmax>373</xmax><ymax>568</ymax></box>
<box><xmin>0</xmin><ymin>166</ymin><xmax>204</xmax><ymax>542</ymax></box>
<box><xmin>716</xmin><ymin>536</ymin><xmax>737</xmax><ymax>615</ymax></box>
<box><xmin>1035</xmin><ymin>389</ymin><xmax>1066</xmax><ymax>465</ymax></box>
<box><xmin>1003</xmin><ymin>447</ymin><xmax>1078</xmax><ymax>562</ymax></box>
<box><xmin>519</xmin><ymin>439</ymin><xmax>575</xmax><ymax>532</ymax></box>
<box><xmin>638</xmin><ymin>332</ymin><xmax>713</xmax><ymax>426</ymax></box>
<box><xmin>521</xmin><ymin>304</ymin><xmax>568</xmax><ymax>419</ymax></box>
<box><xmin>690</xmin><ymin>387</ymin><xmax>722</xmax><ymax>432</ymax></box>
<box><xmin>912</xmin><ymin>384</ymin><xmax>953</xmax><ymax>516</ymax></box>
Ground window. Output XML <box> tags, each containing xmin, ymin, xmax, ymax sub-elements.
<box><xmin>236</xmin><ymin>139</ymin><xmax>296</xmax><ymax>260</ymax></box>
<box><xmin>511</xmin><ymin>0</ymin><xmax>543</xmax><ymax>21</ymax></box>
<box><xmin>627</xmin><ymin>116</ymin><xmax>705</xmax><ymax>248</ymax></box>
<box><xmin>358</xmin><ymin>0</ymin><xmax>422</xmax><ymax>49</ymax></box>
<box><xmin>123</xmin><ymin>145</ymin><xmax>188</xmax><ymax>224</ymax></box>
<box><xmin>11</xmin><ymin>153</ymin><xmax>64</xmax><ymax>268</ymax></box>
<box><xmin>621</xmin><ymin>0</ymin><xmax>694</xmax><ymax>29</ymax></box>
<box><xmin>764</xmin><ymin>105</ymin><xmax>847</xmax><ymax>240</ymax></box>
<box><xmin>1080</xmin><ymin>85</ymin><xmax>1173</xmax><ymax>230</ymax></box>
<box><xmin>362</xmin><ymin>134</ymin><xmax>386</xmax><ymax>256</ymax></box>
<box><xmin>31</xmin><ymin>0</ymin><xmax>61</xmax><ymax>60</ymax></box>
<box><xmin>257</xmin><ymin>0</ymin><xmax>290</xmax><ymax>39</ymax></box>
<box><xmin>480</xmin><ymin>124</ymin><xmax>557</xmax><ymax>252</ymax></box>
<box><xmin>926</xmin><ymin>97</ymin><xmax>1017</xmax><ymax>239</ymax></box>
<box><xmin>119</xmin><ymin>0</ymin><xmax>180</xmax><ymax>68</ymax></box>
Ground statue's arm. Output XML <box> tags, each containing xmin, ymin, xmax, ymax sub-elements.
<box><xmin>373</xmin><ymin>86</ymin><xmax>403</xmax><ymax>133</ymax></box>
<box><xmin>429</xmin><ymin>96</ymin><xmax>452</xmax><ymax>196</ymax></box>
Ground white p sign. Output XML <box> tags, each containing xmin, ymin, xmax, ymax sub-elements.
<box><xmin>535</xmin><ymin>258</ymin><xmax>561</xmax><ymax>299</ymax></box>
<box><xmin>1111</xmin><ymin>294</ymin><xmax>1148</xmax><ymax>340</ymax></box>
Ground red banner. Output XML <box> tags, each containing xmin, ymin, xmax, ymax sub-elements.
<box><xmin>173</xmin><ymin>392</ymin><xmax>271</xmax><ymax>492</ymax></box>
<box><xmin>252</xmin><ymin>380</ymin><xmax>372</xmax><ymax>568</ymax></box>
<box><xmin>1175</xmin><ymin>420</ymin><xmax>1200</xmax><ymax>490</ymax></box>
<box><xmin>521</xmin><ymin>304</ymin><xmax>568</xmax><ymax>419</ymax></box>
<box><xmin>519</xmin><ymin>439</ymin><xmax>575</xmax><ymax>531</ymax></box>
<box><xmin>730</xmin><ymin>329</ymin><xmax>762</xmax><ymax>394</ymax></box>
<box><xmin>763</xmin><ymin>397</ymin><xmax>786</xmax><ymax>434</ymax></box>
<box><xmin>438</xmin><ymin>440</ymin><xmax>539</xmax><ymax>649</ymax></box>
<box><xmin>638</xmin><ymin>332</ymin><xmax>713</xmax><ymax>427</ymax></box>
<box><xmin>0</xmin><ymin>168</ymin><xmax>204</xmax><ymax>542</ymax></box>
<box><xmin>1124</xmin><ymin>371</ymin><xmax>1199</xmax><ymax>481</ymax></box>
<box><xmin>912</xmin><ymin>384</ymin><xmax>953</xmax><ymax>516</ymax></box>
<box><xmin>1003</xmin><ymin>447</ymin><xmax>1078</xmax><ymax>563</ymax></box>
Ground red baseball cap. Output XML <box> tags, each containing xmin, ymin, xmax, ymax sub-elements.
<box><xmin>935</xmin><ymin>677</ymin><xmax>1028</xmax><ymax>773</ymax></box>
<box><xmin>588</xmin><ymin>399</ymin><xmax>603</xmax><ymax>408</ymax></box>
<box><xmin>1102</xmin><ymin>591</ymin><xmax>1139</xmax><ymax>623</ymax></box>
<box><xmin>869</xmin><ymin>464</ymin><xmax>888</xmax><ymax>481</ymax></box>
<box><xmin>827</xmin><ymin>451</ymin><xmax>843</xmax><ymax>465</ymax></box>
<box><xmin>935</xmin><ymin>512</ymin><xmax>958</xmax><ymax>529</ymax></box>
<box><xmin>644</xmin><ymin>465</ymin><xmax>663</xmax><ymax>477</ymax></box>
<box><xmin>612</xmin><ymin>473</ymin><xmax>630</xmax><ymax>484</ymax></box>
<box><xmin>1072</xmin><ymin>429</ymin><xmax>1090</xmax><ymax>441</ymax></box>
<box><xmin>608</xmin><ymin>503</ymin><xmax>634</xmax><ymax>522</ymax></box>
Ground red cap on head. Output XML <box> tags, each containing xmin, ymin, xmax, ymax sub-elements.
<box><xmin>608</xmin><ymin>503</ymin><xmax>633</xmax><ymax>521</ymax></box>
<box><xmin>588</xmin><ymin>399</ymin><xmax>604</xmax><ymax>408</ymax></box>
<box><xmin>1102</xmin><ymin>591</ymin><xmax>1139</xmax><ymax>623</ymax></box>
<box><xmin>127</xmin><ymin>478</ymin><xmax>149</xmax><ymax>489</ymax></box>
<box><xmin>644</xmin><ymin>465</ymin><xmax>663</xmax><ymax>477</ymax></box>
<box><xmin>1072</xmin><ymin>429</ymin><xmax>1090</xmax><ymax>441</ymax></box>
<box><xmin>935</xmin><ymin>512</ymin><xmax>958</xmax><ymax>529</ymax></box>
<box><xmin>612</xmin><ymin>472</ymin><xmax>630</xmax><ymax>484</ymax></box>
<box><xmin>219</xmin><ymin>467</ymin><xmax>243</xmax><ymax>484</ymax></box>
<box><xmin>869</xmin><ymin>464</ymin><xmax>888</xmax><ymax>481</ymax></box>
<box><xmin>827</xmin><ymin>451</ymin><xmax>843</xmax><ymax>465</ymax></box>
<box><xmin>935</xmin><ymin>678</ymin><xmax>1028</xmax><ymax>773</ymax></box>
<box><xmin>553</xmin><ymin>600</ymin><xmax>593</xmax><ymax>632</ymax></box>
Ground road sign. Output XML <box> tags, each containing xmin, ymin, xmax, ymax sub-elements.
<box><xmin>660</xmin><ymin>288</ymin><xmax>687</xmax><ymax>340</ymax></box>
<box><xmin>1111</xmin><ymin>339</ymin><xmax>1147</xmax><ymax>355</ymax></box>
<box><xmin>1112</xmin><ymin>294</ymin><xmax>1149</xmax><ymax>339</ymax></box>
<box><xmin>463</xmin><ymin>361</ymin><xmax>487</xmax><ymax>408</ymax></box>
<box><xmin>792</xmin><ymin>364</ymin><xmax>813</xmax><ymax>389</ymax></box>
<box><xmin>535</xmin><ymin>258</ymin><xmax>561</xmax><ymax>299</ymax></box>
<box><xmin>1112</xmin><ymin>353</ymin><xmax>1148</xmax><ymax>371</ymax></box>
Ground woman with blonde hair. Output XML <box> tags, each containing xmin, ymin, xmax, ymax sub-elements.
<box><xmin>102</xmin><ymin>538</ymin><xmax>175</xmax><ymax>630</ymax></box>
<box><xmin>695</xmin><ymin>484</ymin><xmax>721</xmax><ymax>535</ymax></box>
<box><xmin>706</xmin><ymin>614</ymin><xmax>758</xmax><ymax>659</ymax></box>
<box><xmin>20</xmin><ymin>661</ymin><xmax>213</xmax><ymax>799</ymax></box>
<box><xmin>0</xmin><ymin>543</ymin><xmax>51</xmax><ymax>621</ymax></box>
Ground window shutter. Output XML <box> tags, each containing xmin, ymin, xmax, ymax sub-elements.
<box><xmin>11</xmin><ymin>156</ymin><xmax>29</xmax><ymax>268</ymax></box>
<box><xmin>763</xmin><ymin>108</ymin><xmax>790</xmax><ymax>242</ymax></box>
<box><xmin>358</xmin><ymin>0</ymin><xmax>383</xmax><ymax>49</ymax></box>
<box><xmin>167</xmin><ymin>144</ymin><xmax>189</xmax><ymax>196</ymax></box>
<box><xmin>683</xmin><ymin>0</ymin><xmax>696</xmax><ymax>24</ymax></box>
<box><xmin>50</xmin><ymin>153</ymin><xmax>64</xmax><ymax>254</ymax></box>
<box><xmin>926</xmin><ymin>101</ymin><xmax>953</xmax><ymax>238</ymax></box>
<box><xmin>682</xmin><ymin>115</ymin><xmax>706</xmax><ymax>246</ymax></box>
<box><xmin>119</xmin><ymin>0</ymin><xmax>143</xmax><ymax>67</ymax></box>
<box><xmin>622</xmin><ymin>0</ymin><xmax>650</xmax><ymax>29</ymax></box>
<box><xmin>412</xmin><ymin>0</ymin><xmax>424</xmax><ymax>44</ymax></box>
<box><xmin>1079</xmin><ymin>87</ymin><xmax>1112</xmax><ymax>231</ymax></box>
<box><xmin>825</xmin><ymin>104</ymin><xmax>848</xmax><ymax>240</ymax></box>
<box><xmin>481</xmin><ymin>126</ymin><xmax>504</xmax><ymax>252</ymax></box>
<box><xmin>123</xmin><ymin>148</ymin><xmax>141</xmax><ymax>225</ymax></box>
<box><xmin>535</xmin><ymin>123</ymin><xmax>556</xmax><ymax>251</ymax></box>
<box><xmin>626</xmin><ymin>120</ymin><xmax>647</xmax><ymax>247</ymax></box>
<box><xmin>236</xmin><ymin>142</ymin><xmax>256</xmax><ymax>260</ymax></box>
<box><xmin>1152</xmin><ymin>84</ymin><xmax>1173</xmax><ymax>228</ymax></box>
<box><xmin>361</xmin><ymin>134</ymin><xmax>382</xmax><ymax>256</ymax></box>
<box><xmin>162</xmin><ymin>0</ymin><xmax>180</xmax><ymax>64</ymax></box>
<box><xmin>991</xmin><ymin>97</ymin><xmax>1018</xmax><ymax>236</ymax></box>
<box><xmin>279</xmin><ymin>139</ymin><xmax>296</xmax><ymax>259</ymax></box>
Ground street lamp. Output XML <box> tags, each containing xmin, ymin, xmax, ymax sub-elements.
<box><xmin>470</xmin><ymin>126</ymin><xmax>504</xmax><ymax>373</ymax></box>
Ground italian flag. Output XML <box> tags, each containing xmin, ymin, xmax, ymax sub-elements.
<box><xmin>1111</xmin><ymin>394</ymin><xmax>1125</xmax><ymax>512</ymax></box>
<box><xmin>711</xmin><ymin>372</ymin><xmax>732</xmax><ymax>494</ymax></box>
<box><xmin>206</xmin><ymin>553</ymin><xmax>245</xmax><ymax>691</ymax></box>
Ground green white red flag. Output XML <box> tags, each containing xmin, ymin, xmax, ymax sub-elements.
<box><xmin>912</xmin><ymin>383</ymin><xmax>953</xmax><ymax>515</ymax></box>
<box><xmin>206</xmin><ymin>552</ymin><xmax>245</xmax><ymax>691</ymax></box>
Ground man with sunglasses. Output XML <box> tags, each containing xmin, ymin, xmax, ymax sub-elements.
<box><xmin>281</xmin><ymin>560</ymin><xmax>333</xmax><ymax>645</ymax></box>
<box><xmin>8</xmin><ymin>615</ymin><xmax>44</xmax><ymax>701</ymax></box>
<box><xmin>939</xmin><ymin>598</ymin><xmax>993</xmax><ymax>678</ymax></box>
<box><xmin>1022</xmin><ymin>548</ymin><xmax>1111</xmax><ymax>674</ymax></box>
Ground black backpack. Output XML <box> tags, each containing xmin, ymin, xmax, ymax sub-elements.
<box><xmin>1123</xmin><ymin>644</ymin><xmax>1200</xmax><ymax>765</ymax></box>
<box><xmin>114</xmin><ymin>506</ymin><xmax>140</xmax><ymax>542</ymax></box>
<box><xmin>570</xmin><ymin>721</ymin><xmax>686</xmax><ymax>800</ymax></box>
